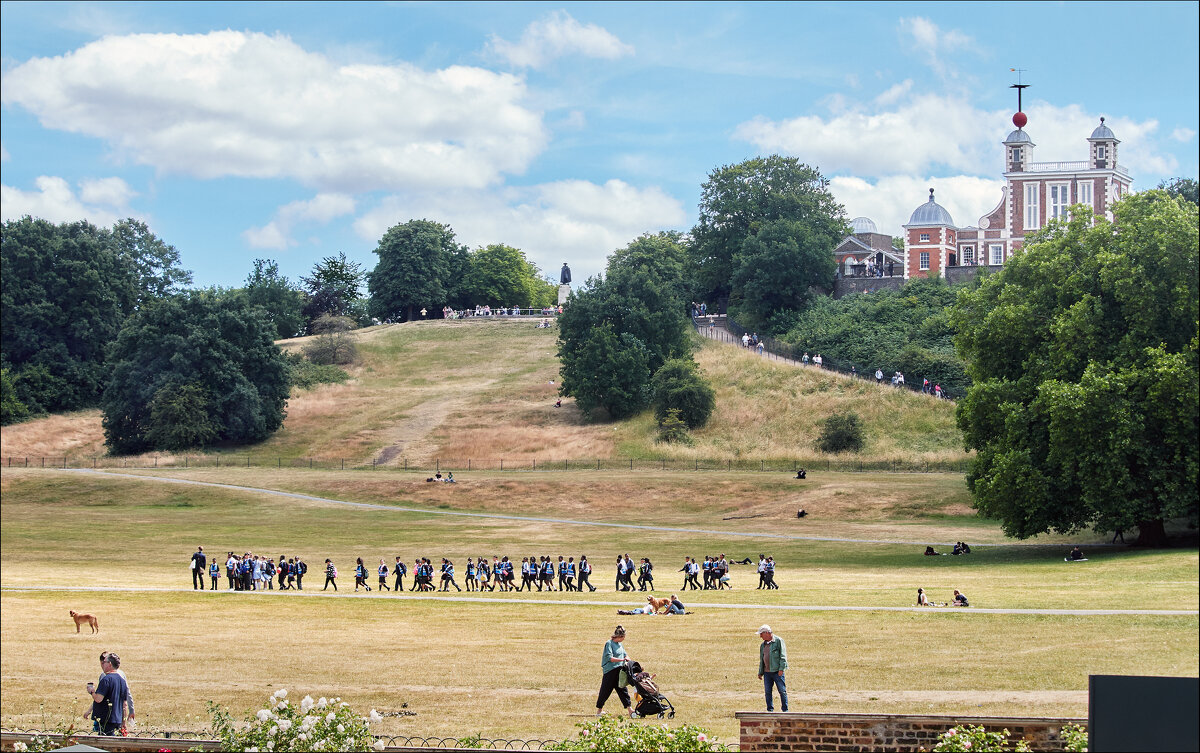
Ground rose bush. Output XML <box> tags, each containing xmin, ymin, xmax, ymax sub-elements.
<box><xmin>206</xmin><ymin>689</ymin><xmax>385</xmax><ymax>752</ymax></box>
<box><xmin>932</xmin><ymin>725</ymin><xmax>1031</xmax><ymax>752</ymax></box>
<box><xmin>549</xmin><ymin>714</ymin><xmax>724</xmax><ymax>752</ymax></box>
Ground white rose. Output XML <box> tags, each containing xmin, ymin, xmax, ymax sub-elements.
<box><xmin>301</xmin><ymin>696</ymin><xmax>315</xmax><ymax>712</ymax></box>
<box><xmin>277</xmin><ymin>719</ymin><xmax>292</xmax><ymax>732</ymax></box>
<box><xmin>266</xmin><ymin>741</ymin><xmax>275</xmax><ymax>751</ymax></box>
<box><xmin>268</xmin><ymin>726</ymin><xmax>277</xmax><ymax>736</ymax></box>
<box><xmin>326</xmin><ymin>712</ymin><xmax>336</xmax><ymax>723</ymax></box>
<box><xmin>14</xmin><ymin>743</ymin><xmax>29</xmax><ymax>752</ymax></box>
<box><xmin>369</xmin><ymin>710</ymin><xmax>383</xmax><ymax>724</ymax></box>
<box><xmin>373</xmin><ymin>740</ymin><xmax>386</xmax><ymax>751</ymax></box>
<box><xmin>337</xmin><ymin>724</ymin><xmax>346</xmax><ymax>733</ymax></box>
<box><xmin>318</xmin><ymin>697</ymin><xmax>328</xmax><ymax>709</ymax></box>
<box><xmin>297</xmin><ymin>733</ymin><xmax>307</xmax><ymax>742</ymax></box>
<box><xmin>256</xmin><ymin>709</ymin><xmax>272</xmax><ymax>722</ymax></box>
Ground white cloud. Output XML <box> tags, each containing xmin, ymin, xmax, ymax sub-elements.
<box><xmin>244</xmin><ymin>193</ymin><xmax>356</xmax><ymax>250</ymax></box>
<box><xmin>354</xmin><ymin>179</ymin><xmax>685</xmax><ymax>281</ymax></box>
<box><xmin>1171</xmin><ymin>126</ymin><xmax>1196</xmax><ymax>143</ymax></box>
<box><xmin>831</xmin><ymin>175</ymin><xmax>1005</xmax><ymax>236</ymax></box>
<box><xmin>733</xmin><ymin>90</ymin><xmax>1176</xmax><ymax>182</ymax></box>
<box><xmin>1</xmin><ymin>31</ymin><xmax>547</xmax><ymax>193</ymax></box>
<box><xmin>489</xmin><ymin>11</ymin><xmax>634</xmax><ymax>69</ymax></box>
<box><xmin>0</xmin><ymin>175</ymin><xmax>136</xmax><ymax>225</ymax></box>
<box><xmin>898</xmin><ymin>17</ymin><xmax>974</xmax><ymax>77</ymax></box>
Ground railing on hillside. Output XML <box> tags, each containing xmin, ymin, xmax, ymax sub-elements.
<box><xmin>2</xmin><ymin>455</ymin><xmax>972</xmax><ymax>473</ymax></box>
<box><xmin>698</xmin><ymin>316</ymin><xmax>955</xmax><ymax>401</ymax></box>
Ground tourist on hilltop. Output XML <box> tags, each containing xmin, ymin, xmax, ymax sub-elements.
<box><xmin>756</xmin><ymin>625</ymin><xmax>789</xmax><ymax>712</ymax></box>
<box><xmin>190</xmin><ymin>545</ymin><xmax>207</xmax><ymax>590</ymax></box>
<box><xmin>377</xmin><ymin>559</ymin><xmax>391</xmax><ymax>592</ymax></box>
<box><xmin>596</xmin><ymin>626</ymin><xmax>634</xmax><ymax>717</ymax></box>
<box><xmin>578</xmin><ymin>555</ymin><xmax>597</xmax><ymax>592</ymax></box>
<box><xmin>814</xmin><ymin>353</ymin><xmax>823</xmax><ymax>368</ymax></box>
<box><xmin>295</xmin><ymin>557</ymin><xmax>307</xmax><ymax>589</ymax></box>
<box><xmin>802</xmin><ymin>352</ymin><xmax>810</xmax><ymax>365</ymax></box>
<box><xmin>876</xmin><ymin>368</ymin><xmax>884</xmax><ymax>384</ymax></box>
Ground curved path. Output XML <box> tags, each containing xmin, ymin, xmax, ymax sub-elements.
<box><xmin>62</xmin><ymin>469</ymin><xmax>1091</xmax><ymax>548</ymax></box>
<box><xmin>3</xmin><ymin>585</ymin><xmax>1193</xmax><ymax>616</ymax></box>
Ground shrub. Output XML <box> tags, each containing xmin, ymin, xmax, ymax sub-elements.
<box><xmin>932</xmin><ymin>724</ymin><xmax>1031</xmax><ymax>752</ymax></box>
<box><xmin>549</xmin><ymin>714</ymin><xmax>724</xmax><ymax>752</ymax></box>
<box><xmin>302</xmin><ymin>332</ymin><xmax>358</xmax><ymax>365</ymax></box>
<box><xmin>1</xmin><ymin>366</ymin><xmax>31</xmax><ymax>425</ymax></box>
<box><xmin>816</xmin><ymin>411</ymin><xmax>865</xmax><ymax>453</ymax></box>
<box><xmin>1061</xmin><ymin>723</ymin><xmax>1088</xmax><ymax>752</ymax></box>
<box><xmin>286</xmin><ymin>353</ymin><xmax>350</xmax><ymax>390</ymax></box>
<box><xmin>652</xmin><ymin>358</ymin><xmax>716</xmax><ymax>429</ymax></box>
<box><xmin>657</xmin><ymin>408</ymin><xmax>693</xmax><ymax>444</ymax></box>
<box><xmin>206</xmin><ymin>689</ymin><xmax>385</xmax><ymax>752</ymax></box>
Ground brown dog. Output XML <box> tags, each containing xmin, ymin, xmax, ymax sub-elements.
<box><xmin>646</xmin><ymin>595</ymin><xmax>671</xmax><ymax>614</ymax></box>
<box><xmin>70</xmin><ymin>610</ymin><xmax>99</xmax><ymax>634</ymax></box>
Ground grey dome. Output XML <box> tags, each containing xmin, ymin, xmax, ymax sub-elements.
<box><xmin>1090</xmin><ymin>117</ymin><xmax>1116</xmax><ymax>140</ymax></box>
<box><xmin>850</xmin><ymin>216</ymin><xmax>878</xmax><ymax>234</ymax></box>
<box><xmin>907</xmin><ymin>189</ymin><xmax>955</xmax><ymax>226</ymax></box>
<box><xmin>1004</xmin><ymin>128</ymin><xmax>1033</xmax><ymax>144</ymax></box>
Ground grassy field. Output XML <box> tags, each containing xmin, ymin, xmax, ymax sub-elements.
<box><xmin>0</xmin><ymin>319</ymin><xmax>970</xmax><ymax>467</ymax></box>
<box><xmin>1</xmin><ymin>467</ymin><xmax>1195</xmax><ymax>743</ymax></box>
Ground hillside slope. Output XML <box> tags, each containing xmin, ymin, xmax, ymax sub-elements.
<box><xmin>0</xmin><ymin>319</ymin><xmax>969</xmax><ymax>465</ymax></box>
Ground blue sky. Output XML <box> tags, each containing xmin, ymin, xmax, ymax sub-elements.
<box><xmin>2</xmin><ymin>1</ymin><xmax>1197</xmax><ymax>288</ymax></box>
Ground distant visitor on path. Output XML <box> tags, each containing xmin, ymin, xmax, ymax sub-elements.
<box><xmin>597</xmin><ymin>626</ymin><xmax>633</xmax><ymax>717</ymax></box>
<box><xmin>757</xmin><ymin>625</ymin><xmax>789</xmax><ymax>712</ymax></box>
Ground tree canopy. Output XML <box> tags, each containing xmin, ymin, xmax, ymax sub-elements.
<box><xmin>301</xmin><ymin>251</ymin><xmax>367</xmax><ymax>327</ymax></box>
<box><xmin>241</xmin><ymin>259</ymin><xmax>306</xmax><ymax>340</ymax></box>
<box><xmin>689</xmin><ymin>155</ymin><xmax>845</xmax><ymax>329</ymax></box>
<box><xmin>952</xmin><ymin>192</ymin><xmax>1198</xmax><ymax>545</ymax></box>
<box><xmin>102</xmin><ymin>292</ymin><xmax>290</xmax><ymax>454</ymax></box>
<box><xmin>460</xmin><ymin>243</ymin><xmax>556</xmax><ymax>309</ymax></box>
<box><xmin>367</xmin><ymin>219</ymin><xmax>462</xmax><ymax>321</ymax></box>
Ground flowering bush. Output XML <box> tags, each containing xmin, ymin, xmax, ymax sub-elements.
<box><xmin>932</xmin><ymin>725</ymin><xmax>1031</xmax><ymax>752</ymax></box>
<box><xmin>206</xmin><ymin>689</ymin><xmax>385</xmax><ymax>752</ymax></box>
<box><xmin>1061</xmin><ymin>723</ymin><xmax>1088</xmax><ymax>752</ymax></box>
<box><xmin>549</xmin><ymin>714</ymin><xmax>724</xmax><ymax>752</ymax></box>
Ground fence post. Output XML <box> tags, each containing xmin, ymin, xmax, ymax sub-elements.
<box><xmin>341</xmin><ymin>458</ymin><xmax>345</xmax><ymax>470</ymax></box>
<box><xmin>468</xmin><ymin>459</ymin><xmax>471</xmax><ymax>471</ymax></box>
<box><xmin>247</xmin><ymin>455</ymin><xmax>251</xmax><ymax>468</ymax></box>
<box><xmin>26</xmin><ymin>457</ymin><xmax>29</xmax><ymax>467</ymax></box>
<box><xmin>41</xmin><ymin>457</ymin><xmax>45</xmax><ymax>468</ymax></box>
<box><xmin>278</xmin><ymin>457</ymin><xmax>281</xmax><ymax>469</ymax></box>
<box><xmin>155</xmin><ymin>456</ymin><xmax>158</xmax><ymax>468</ymax></box>
<box><xmin>405</xmin><ymin>458</ymin><xmax>408</xmax><ymax>471</ymax></box>
<box><xmin>597</xmin><ymin>458</ymin><xmax>600</xmax><ymax>470</ymax></box>
<box><xmin>500</xmin><ymin>459</ymin><xmax>503</xmax><ymax>471</ymax></box>
<box><xmin>761</xmin><ymin>460</ymin><xmax>764</xmax><ymax>472</ymax></box>
<box><xmin>630</xmin><ymin>459</ymin><xmax>633</xmax><ymax>470</ymax></box>
<box><xmin>532</xmin><ymin>459</ymin><xmax>536</xmax><ymax>471</ymax></box>
<box><xmin>185</xmin><ymin>456</ymin><xmax>188</xmax><ymax>469</ymax></box>
<box><xmin>373</xmin><ymin>458</ymin><xmax>377</xmax><ymax>469</ymax></box>
<box><xmin>216</xmin><ymin>455</ymin><xmax>220</xmax><ymax>468</ymax></box>
<box><xmin>436</xmin><ymin>459</ymin><xmax>439</xmax><ymax>472</ymax></box>
<box><xmin>309</xmin><ymin>457</ymin><xmax>312</xmax><ymax>469</ymax></box>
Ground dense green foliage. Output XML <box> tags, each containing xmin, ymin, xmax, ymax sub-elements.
<box><xmin>301</xmin><ymin>252</ymin><xmax>368</xmax><ymax>327</ymax></box>
<box><xmin>778</xmin><ymin>276</ymin><xmax>970</xmax><ymax>396</ymax></box>
<box><xmin>285</xmin><ymin>352</ymin><xmax>350</xmax><ymax>390</ymax></box>
<box><xmin>652</xmin><ymin>357</ymin><xmax>715</xmax><ymax>429</ymax></box>
<box><xmin>102</xmin><ymin>292</ymin><xmax>290</xmax><ymax>454</ymax></box>
<box><xmin>953</xmin><ymin>192</ymin><xmax>1199</xmax><ymax>545</ymax></box>
<box><xmin>1159</xmin><ymin>176</ymin><xmax>1199</xmax><ymax>206</ymax></box>
<box><xmin>460</xmin><ymin>243</ymin><xmax>557</xmax><ymax>308</ymax></box>
<box><xmin>689</xmin><ymin>155</ymin><xmax>844</xmax><ymax>329</ymax></box>
<box><xmin>550</xmin><ymin>714</ymin><xmax>724</xmax><ymax>752</ymax></box>
<box><xmin>241</xmin><ymin>259</ymin><xmax>306</xmax><ymax>339</ymax></box>
<box><xmin>144</xmin><ymin>382</ymin><xmax>219</xmax><ymax>451</ymax></box>
<box><xmin>367</xmin><ymin>219</ymin><xmax>463</xmax><ymax>321</ymax></box>
<box><xmin>558</xmin><ymin>233</ymin><xmax>691</xmax><ymax>419</ymax></box>
<box><xmin>1</xmin><ymin>217</ymin><xmax>184</xmax><ymax>414</ymax></box>
<box><xmin>817</xmin><ymin>411</ymin><xmax>866</xmax><ymax>453</ymax></box>
<box><xmin>0</xmin><ymin>367</ymin><xmax>30</xmax><ymax>425</ymax></box>
<box><xmin>302</xmin><ymin>315</ymin><xmax>358</xmax><ymax>365</ymax></box>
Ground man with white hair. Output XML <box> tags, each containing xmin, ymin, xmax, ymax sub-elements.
<box><xmin>756</xmin><ymin>625</ymin><xmax>789</xmax><ymax>712</ymax></box>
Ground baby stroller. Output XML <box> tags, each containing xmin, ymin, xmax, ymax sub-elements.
<box><xmin>625</xmin><ymin>660</ymin><xmax>675</xmax><ymax>719</ymax></box>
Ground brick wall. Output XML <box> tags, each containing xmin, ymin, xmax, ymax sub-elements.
<box><xmin>736</xmin><ymin>712</ymin><xmax>1085</xmax><ymax>752</ymax></box>
<box><xmin>832</xmin><ymin>276</ymin><xmax>903</xmax><ymax>299</ymax></box>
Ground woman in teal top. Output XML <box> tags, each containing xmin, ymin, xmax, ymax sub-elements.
<box><xmin>596</xmin><ymin>626</ymin><xmax>633</xmax><ymax>716</ymax></box>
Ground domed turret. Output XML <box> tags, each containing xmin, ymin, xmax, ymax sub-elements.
<box><xmin>907</xmin><ymin>188</ymin><xmax>955</xmax><ymax>226</ymax></box>
<box><xmin>850</xmin><ymin>216</ymin><xmax>878</xmax><ymax>234</ymax></box>
<box><xmin>1088</xmin><ymin>117</ymin><xmax>1119</xmax><ymax>169</ymax></box>
<box><xmin>1090</xmin><ymin>117</ymin><xmax>1116</xmax><ymax>140</ymax></box>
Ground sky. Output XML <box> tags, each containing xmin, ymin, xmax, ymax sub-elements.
<box><xmin>2</xmin><ymin>1</ymin><xmax>1198</xmax><ymax>289</ymax></box>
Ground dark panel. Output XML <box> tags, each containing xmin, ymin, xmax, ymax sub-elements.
<box><xmin>1089</xmin><ymin>675</ymin><xmax>1199</xmax><ymax>752</ymax></box>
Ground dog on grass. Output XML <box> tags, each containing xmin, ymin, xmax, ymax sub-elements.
<box><xmin>645</xmin><ymin>595</ymin><xmax>671</xmax><ymax>614</ymax></box>
<box><xmin>70</xmin><ymin>610</ymin><xmax>99</xmax><ymax>634</ymax></box>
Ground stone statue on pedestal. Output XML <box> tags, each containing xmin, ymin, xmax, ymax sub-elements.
<box><xmin>558</xmin><ymin>262</ymin><xmax>572</xmax><ymax>305</ymax></box>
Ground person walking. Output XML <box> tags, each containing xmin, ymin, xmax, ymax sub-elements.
<box><xmin>756</xmin><ymin>625</ymin><xmax>789</xmax><ymax>712</ymax></box>
<box><xmin>579</xmin><ymin>555</ymin><xmax>596</xmax><ymax>591</ymax></box>
<box><xmin>323</xmin><ymin>559</ymin><xmax>337</xmax><ymax>591</ymax></box>
<box><xmin>190</xmin><ymin>546</ymin><xmax>206</xmax><ymax>590</ymax></box>
<box><xmin>596</xmin><ymin>626</ymin><xmax>634</xmax><ymax>717</ymax></box>
<box><xmin>378</xmin><ymin>559</ymin><xmax>391</xmax><ymax>592</ymax></box>
<box><xmin>87</xmin><ymin>652</ymin><xmax>132</xmax><ymax>735</ymax></box>
<box><xmin>295</xmin><ymin>557</ymin><xmax>307</xmax><ymax>590</ymax></box>
<box><xmin>354</xmin><ymin>558</ymin><xmax>371</xmax><ymax>592</ymax></box>
<box><xmin>393</xmin><ymin>557</ymin><xmax>406</xmax><ymax>592</ymax></box>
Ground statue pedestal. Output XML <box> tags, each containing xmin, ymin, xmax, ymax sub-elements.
<box><xmin>558</xmin><ymin>284</ymin><xmax>570</xmax><ymax>305</ymax></box>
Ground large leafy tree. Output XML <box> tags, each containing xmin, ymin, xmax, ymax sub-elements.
<box><xmin>243</xmin><ymin>259</ymin><xmax>306</xmax><ymax>340</ymax></box>
<box><xmin>559</xmin><ymin>322</ymin><xmax>652</xmax><ymax>419</ymax></box>
<box><xmin>102</xmin><ymin>292</ymin><xmax>290</xmax><ymax>454</ymax></box>
<box><xmin>109</xmin><ymin>218</ymin><xmax>193</xmax><ymax>305</ymax></box>
<box><xmin>367</xmin><ymin>219</ymin><xmax>463</xmax><ymax>321</ymax></box>
<box><xmin>689</xmin><ymin>155</ymin><xmax>845</xmax><ymax>328</ymax></box>
<box><xmin>301</xmin><ymin>252</ymin><xmax>366</xmax><ymax>326</ymax></box>
<box><xmin>1158</xmin><ymin>177</ymin><xmax>1198</xmax><ymax>207</ymax></box>
<box><xmin>1</xmin><ymin>217</ymin><xmax>137</xmax><ymax>412</ymax></box>
<box><xmin>952</xmin><ymin>191</ymin><xmax>1198</xmax><ymax>546</ymax></box>
<box><xmin>461</xmin><ymin>244</ymin><xmax>550</xmax><ymax>308</ymax></box>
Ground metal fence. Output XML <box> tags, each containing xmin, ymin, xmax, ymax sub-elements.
<box><xmin>3</xmin><ymin>454</ymin><xmax>972</xmax><ymax>473</ymax></box>
<box><xmin>0</xmin><ymin>729</ymin><xmax>560</xmax><ymax>751</ymax></box>
<box><xmin>698</xmin><ymin>316</ymin><xmax>955</xmax><ymax>401</ymax></box>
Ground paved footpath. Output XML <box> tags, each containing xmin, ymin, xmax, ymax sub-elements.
<box><xmin>61</xmin><ymin>469</ymin><xmax>1097</xmax><ymax>548</ymax></box>
<box><xmin>2</xmin><ymin>584</ymin><xmax>1194</xmax><ymax>616</ymax></box>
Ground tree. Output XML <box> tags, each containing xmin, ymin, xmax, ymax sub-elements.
<box><xmin>143</xmin><ymin>382</ymin><xmax>219</xmax><ymax>450</ymax></box>
<box><xmin>817</xmin><ymin>411</ymin><xmax>865</xmax><ymax>453</ymax></box>
<box><xmin>301</xmin><ymin>252</ymin><xmax>366</xmax><ymax>327</ymax></box>
<box><xmin>1158</xmin><ymin>177</ymin><xmax>1199</xmax><ymax>207</ymax></box>
<box><xmin>952</xmin><ymin>192</ymin><xmax>1198</xmax><ymax>545</ymax></box>
<box><xmin>652</xmin><ymin>358</ymin><xmax>716</xmax><ymax>429</ymax></box>
<box><xmin>558</xmin><ymin>322</ymin><xmax>652</xmax><ymax>419</ymax></box>
<box><xmin>243</xmin><ymin>259</ymin><xmax>306</xmax><ymax>340</ymax></box>
<box><xmin>0</xmin><ymin>367</ymin><xmax>30</xmax><ymax>425</ymax></box>
<box><xmin>730</xmin><ymin>218</ymin><xmax>837</xmax><ymax>328</ymax></box>
<box><xmin>461</xmin><ymin>244</ymin><xmax>544</xmax><ymax>307</ymax></box>
<box><xmin>1</xmin><ymin>217</ymin><xmax>137</xmax><ymax>412</ymax></box>
<box><xmin>302</xmin><ymin>315</ymin><xmax>358</xmax><ymax>365</ymax></box>
<box><xmin>109</xmin><ymin>218</ymin><xmax>193</xmax><ymax>305</ymax></box>
<box><xmin>102</xmin><ymin>292</ymin><xmax>290</xmax><ymax>454</ymax></box>
<box><xmin>367</xmin><ymin>219</ymin><xmax>463</xmax><ymax>321</ymax></box>
<box><xmin>689</xmin><ymin>155</ymin><xmax>847</xmax><ymax>326</ymax></box>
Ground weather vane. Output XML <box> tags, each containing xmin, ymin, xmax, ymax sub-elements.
<box><xmin>1009</xmin><ymin>68</ymin><xmax>1030</xmax><ymax>129</ymax></box>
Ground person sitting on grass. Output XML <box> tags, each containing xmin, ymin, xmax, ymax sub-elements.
<box><xmin>667</xmin><ymin>594</ymin><xmax>686</xmax><ymax>615</ymax></box>
<box><xmin>924</xmin><ymin>546</ymin><xmax>939</xmax><ymax>556</ymax></box>
<box><xmin>1067</xmin><ymin>546</ymin><xmax>1086</xmax><ymax>561</ymax></box>
<box><xmin>916</xmin><ymin>588</ymin><xmax>939</xmax><ymax>607</ymax></box>
<box><xmin>953</xmin><ymin>589</ymin><xmax>969</xmax><ymax>607</ymax></box>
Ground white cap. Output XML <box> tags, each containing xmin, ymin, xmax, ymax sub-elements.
<box><xmin>757</xmin><ymin>624</ymin><xmax>772</xmax><ymax>635</ymax></box>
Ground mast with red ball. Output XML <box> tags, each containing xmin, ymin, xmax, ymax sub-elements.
<box><xmin>1010</xmin><ymin>68</ymin><xmax>1029</xmax><ymax>129</ymax></box>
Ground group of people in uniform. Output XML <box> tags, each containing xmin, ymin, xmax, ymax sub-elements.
<box><xmin>334</xmin><ymin>555</ymin><xmax>600</xmax><ymax>593</ymax></box>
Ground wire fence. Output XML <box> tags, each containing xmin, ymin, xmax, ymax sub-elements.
<box><xmin>0</xmin><ymin>729</ymin><xmax>563</xmax><ymax>751</ymax></box>
<box><xmin>697</xmin><ymin>316</ymin><xmax>956</xmax><ymax>401</ymax></box>
<box><xmin>3</xmin><ymin>454</ymin><xmax>972</xmax><ymax>473</ymax></box>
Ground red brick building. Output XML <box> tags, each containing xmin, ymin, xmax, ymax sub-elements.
<box><xmin>902</xmin><ymin>114</ymin><xmax>1132</xmax><ymax>279</ymax></box>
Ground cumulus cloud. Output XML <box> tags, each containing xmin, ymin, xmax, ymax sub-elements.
<box><xmin>733</xmin><ymin>90</ymin><xmax>1176</xmax><ymax>182</ymax></box>
<box><xmin>1</xmin><ymin>31</ymin><xmax>547</xmax><ymax>192</ymax></box>
<box><xmin>354</xmin><ymin>179</ymin><xmax>685</xmax><ymax>281</ymax></box>
<box><xmin>0</xmin><ymin>175</ymin><xmax>137</xmax><ymax>225</ymax></box>
<box><xmin>1171</xmin><ymin>126</ymin><xmax>1196</xmax><ymax>143</ymax></box>
<box><xmin>244</xmin><ymin>193</ymin><xmax>356</xmax><ymax>250</ymax></box>
<box><xmin>898</xmin><ymin>17</ymin><xmax>974</xmax><ymax>77</ymax></box>
<box><xmin>831</xmin><ymin>175</ymin><xmax>1005</xmax><ymax>236</ymax></box>
<box><xmin>489</xmin><ymin>11</ymin><xmax>634</xmax><ymax>69</ymax></box>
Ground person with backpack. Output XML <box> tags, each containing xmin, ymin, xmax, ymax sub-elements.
<box><xmin>638</xmin><ymin>558</ymin><xmax>654</xmax><ymax>591</ymax></box>
<box><xmin>323</xmin><ymin>559</ymin><xmax>337</xmax><ymax>591</ymax></box>
<box><xmin>377</xmin><ymin>559</ymin><xmax>391</xmax><ymax>591</ymax></box>
<box><xmin>190</xmin><ymin>546</ymin><xmax>207</xmax><ymax>590</ymax></box>
<box><xmin>579</xmin><ymin>555</ymin><xmax>596</xmax><ymax>592</ymax></box>
<box><xmin>295</xmin><ymin>558</ymin><xmax>307</xmax><ymax>590</ymax></box>
<box><xmin>566</xmin><ymin>557</ymin><xmax>578</xmax><ymax>591</ymax></box>
<box><xmin>466</xmin><ymin>558</ymin><xmax>478</xmax><ymax>591</ymax></box>
<box><xmin>354</xmin><ymin>558</ymin><xmax>371</xmax><ymax>592</ymax></box>
<box><xmin>393</xmin><ymin>557</ymin><xmax>406</xmax><ymax>591</ymax></box>
<box><xmin>277</xmin><ymin>556</ymin><xmax>289</xmax><ymax>590</ymax></box>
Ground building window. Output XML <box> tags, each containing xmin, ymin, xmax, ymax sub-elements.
<box><xmin>1078</xmin><ymin>180</ymin><xmax>1093</xmax><ymax>207</ymax></box>
<box><xmin>1049</xmin><ymin>183</ymin><xmax>1070</xmax><ymax>220</ymax></box>
<box><xmin>990</xmin><ymin>244</ymin><xmax>1004</xmax><ymax>266</ymax></box>
<box><xmin>919</xmin><ymin>233</ymin><xmax>930</xmax><ymax>242</ymax></box>
<box><xmin>962</xmin><ymin>246</ymin><xmax>975</xmax><ymax>265</ymax></box>
<box><xmin>1024</xmin><ymin>183</ymin><xmax>1040</xmax><ymax>230</ymax></box>
<box><xmin>1010</xmin><ymin>147</ymin><xmax>1021</xmax><ymax>164</ymax></box>
<box><xmin>1096</xmin><ymin>144</ymin><xmax>1107</xmax><ymax>161</ymax></box>
<box><xmin>919</xmin><ymin>251</ymin><xmax>930</xmax><ymax>270</ymax></box>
